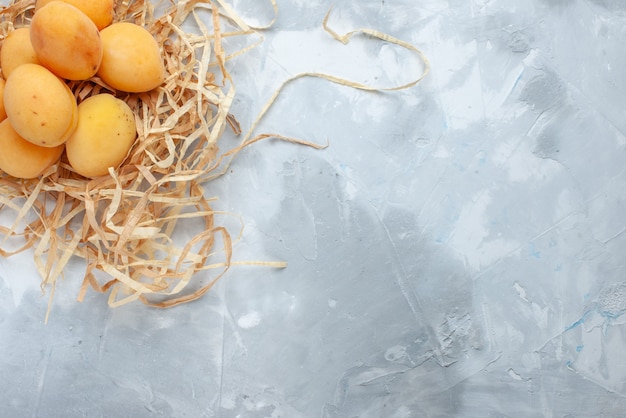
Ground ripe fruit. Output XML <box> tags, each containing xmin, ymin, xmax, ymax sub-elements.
<box><xmin>4</xmin><ymin>63</ymin><xmax>78</xmax><ymax>147</ymax></box>
<box><xmin>65</xmin><ymin>93</ymin><xmax>137</xmax><ymax>178</ymax></box>
<box><xmin>0</xmin><ymin>79</ymin><xmax>7</xmax><ymax>121</ymax></box>
<box><xmin>34</xmin><ymin>0</ymin><xmax>115</xmax><ymax>30</ymax></box>
<box><xmin>30</xmin><ymin>1</ymin><xmax>103</xmax><ymax>80</ymax></box>
<box><xmin>98</xmin><ymin>22</ymin><xmax>165</xmax><ymax>93</ymax></box>
<box><xmin>0</xmin><ymin>27</ymin><xmax>40</xmax><ymax>79</ymax></box>
<box><xmin>0</xmin><ymin>119</ymin><xmax>64</xmax><ymax>179</ymax></box>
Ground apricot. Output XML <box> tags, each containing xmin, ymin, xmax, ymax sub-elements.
<box><xmin>4</xmin><ymin>63</ymin><xmax>78</xmax><ymax>147</ymax></box>
<box><xmin>98</xmin><ymin>22</ymin><xmax>165</xmax><ymax>92</ymax></box>
<box><xmin>30</xmin><ymin>1</ymin><xmax>103</xmax><ymax>80</ymax></box>
<box><xmin>0</xmin><ymin>119</ymin><xmax>64</xmax><ymax>179</ymax></box>
<box><xmin>66</xmin><ymin>93</ymin><xmax>137</xmax><ymax>178</ymax></box>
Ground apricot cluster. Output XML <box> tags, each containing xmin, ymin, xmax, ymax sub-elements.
<box><xmin>0</xmin><ymin>0</ymin><xmax>166</xmax><ymax>178</ymax></box>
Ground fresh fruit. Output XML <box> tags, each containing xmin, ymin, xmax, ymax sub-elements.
<box><xmin>34</xmin><ymin>0</ymin><xmax>115</xmax><ymax>30</ymax></box>
<box><xmin>4</xmin><ymin>63</ymin><xmax>78</xmax><ymax>147</ymax></box>
<box><xmin>0</xmin><ymin>118</ymin><xmax>64</xmax><ymax>178</ymax></box>
<box><xmin>65</xmin><ymin>93</ymin><xmax>137</xmax><ymax>178</ymax></box>
<box><xmin>0</xmin><ymin>27</ymin><xmax>40</xmax><ymax>79</ymax></box>
<box><xmin>30</xmin><ymin>1</ymin><xmax>103</xmax><ymax>80</ymax></box>
<box><xmin>98</xmin><ymin>22</ymin><xmax>165</xmax><ymax>93</ymax></box>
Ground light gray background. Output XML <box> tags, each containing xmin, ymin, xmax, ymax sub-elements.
<box><xmin>1</xmin><ymin>0</ymin><xmax>626</xmax><ymax>416</ymax></box>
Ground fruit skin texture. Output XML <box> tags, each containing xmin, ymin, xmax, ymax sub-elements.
<box><xmin>30</xmin><ymin>1</ymin><xmax>103</xmax><ymax>80</ymax></box>
<box><xmin>0</xmin><ymin>79</ymin><xmax>6</xmax><ymax>121</ymax></box>
<box><xmin>4</xmin><ymin>63</ymin><xmax>78</xmax><ymax>147</ymax></box>
<box><xmin>98</xmin><ymin>22</ymin><xmax>165</xmax><ymax>93</ymax></box>
<box><xmin>0</xmin><ymin>119</ymin><xmax>64</xmax><ymax>179</ymax></box>
<box><xmin>66</xmin><ymin>93</ymin><xmax>137</xmax><ymax>178</ymax></box>
<box><xmin>35</xmin><ymin>0</ymin><xmax>115</xmax><ymax>30</ymax></box>
<box><xmin>0</xmin><ymin>27</ymin><xmax>41</xmax><ymax>79</ymax></box>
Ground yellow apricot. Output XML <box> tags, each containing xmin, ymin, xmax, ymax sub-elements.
<box><xmin>0</xmin><ymin>119</ymin><xmax>64</xmax><ymax>179</ymax></box>
<box><xmin>98</xmin><ymin>22</ymin><xmax>165</xmax><ymax>93</ymax></box>
<box><xmin>4</xmin><ymin>63</ymin><xmax>78</xmax><ymax>147</ymax></box>
<box><xmin>65</xmin><ymin>93</ymin><xmax>137</xmax><ymax>178</ymax></box>
<box><xmin>0</xmin><ymin>79</ymin><xmax>6</xmax><ymax>121</ymax></box>
<box><xmin>35</xmin><ymin>0</ymin><xmax>114</xmax><ymax>30</ymax></box>
<box><xmin>0</xmin><ymin>27</ymin><xmax>41</xmax><ymax>79</ymax></box>
<box><xmin>30</xmin><ymin>1</ymin><xmax>103</xmax><ymax>80</ymax></box>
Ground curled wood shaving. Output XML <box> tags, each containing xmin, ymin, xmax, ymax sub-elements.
<box><xmin>0</xmin><ymin>0</ymin><xmax>429</xmax><ymax>321</ymax></box>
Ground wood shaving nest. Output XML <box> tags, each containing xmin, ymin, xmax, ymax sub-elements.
<box><xmin>0</xmin><ymin>0</ymin><xmax>429</xmax><ymax>320</ymax></box>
